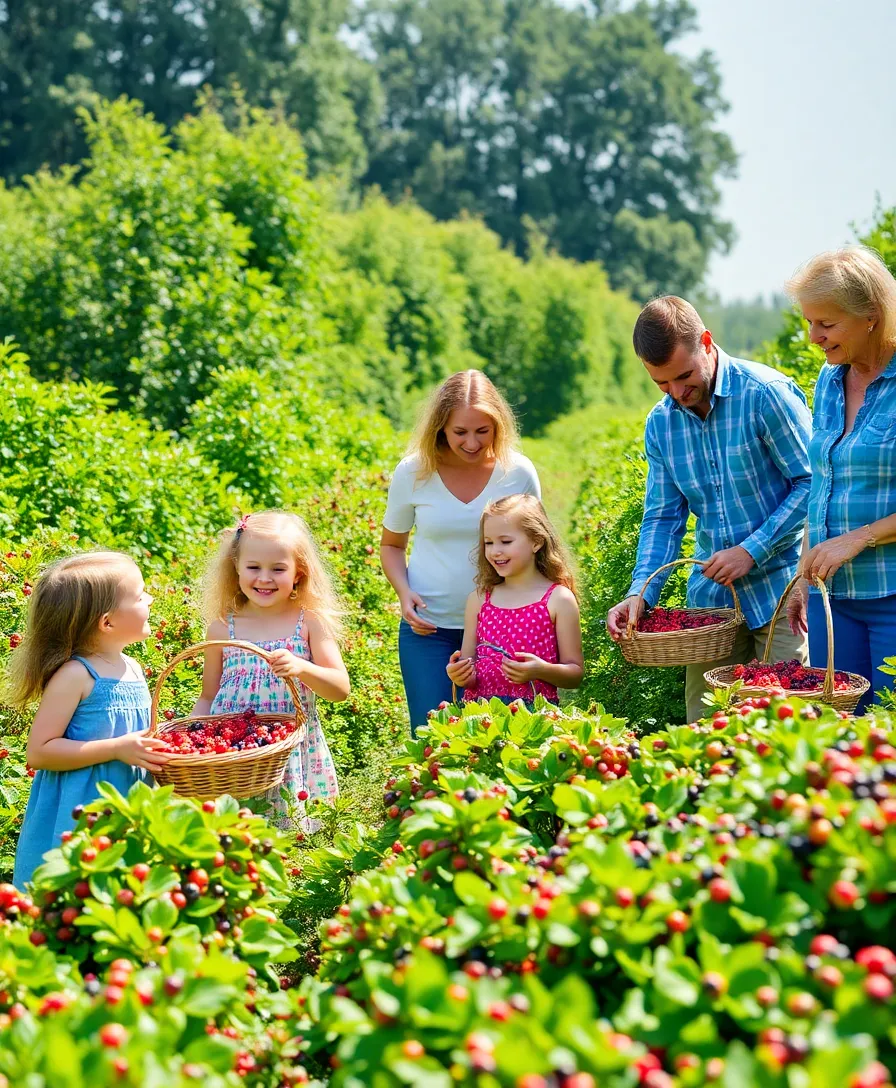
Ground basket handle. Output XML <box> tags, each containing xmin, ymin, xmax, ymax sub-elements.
<box><xmin>149</xmin><ymin>639</ymin><xmax>307</xmax><ymax>736</ymax></box>
<box><xmin>626</xmin><ymin>558</ymin><xmax>743</xmax><ymax>638</ymax></box>
<box><xmin>761</xmin><ymin>574</ymin><xmax>833</xmax><ymax>699</ymax></box>
<box><xmin>450</xmin><ymin>642</ymin><xmax>538</xmax><ymax>706</ymax></box>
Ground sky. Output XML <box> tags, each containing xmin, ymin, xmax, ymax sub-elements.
<box><xmin>680</xmin><ymin>0</ymin><xmax>896</xmax><ymax>302</ymax></box>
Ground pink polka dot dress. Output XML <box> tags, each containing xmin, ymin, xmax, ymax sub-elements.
<box><xmin>464</xmin><ymin>584</ymin><xmax>560</xmax><ymax>705</ymax></box>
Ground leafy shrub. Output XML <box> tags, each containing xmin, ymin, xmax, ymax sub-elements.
<box><xmin>0</xmin><ymin>343</ymin><xmax>236</xmax><ymax>560</ymax></box>
<box><xmin>286</xmin><ymin>695</ymin><xmax>896</xmax><ymax>1085</ymax></box>
<box><xmin>0</xmin><ymin>100</ymin><xmax>308</xmax><ymax>428</ymax></box>
<box><xmin>185</xmin><ymin>366</ymin><xmax>400</xmax><ymax>503</ymax></box>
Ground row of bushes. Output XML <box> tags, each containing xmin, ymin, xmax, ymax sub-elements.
<box><xmin>0</xmin><ymin>97</ymin><xmax>653</xmax><ymax>434</ymax></box>
<box><xmin>1</xmin><ymin>685</ymin><xmax>895</xmax><ymax>1084</ymax></box>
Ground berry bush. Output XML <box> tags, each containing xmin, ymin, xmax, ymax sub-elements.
<box><xmin>283</xmin><ymin>695</ymin><xmax>896</xmax><ymax>1086</ymax></box>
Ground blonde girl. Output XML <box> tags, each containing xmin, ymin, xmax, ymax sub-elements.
<box><xmin>447</xmin><ymin>494</ymin><xmax>583</xmax><ymax>705</ymax></box>
<box><xmin>8</xmin><ymin>552</ymin><xmax>168</xmax><ymax>887</ymax></box>
<box><xmin>381</xmin><ymin>370</ymin><xmax>541</xmax><ymax>732</ymax></box>
<box><xmin>194</xmin><ymin>511</ymin><xmax>348</xmax><ymax>825</ymax></box>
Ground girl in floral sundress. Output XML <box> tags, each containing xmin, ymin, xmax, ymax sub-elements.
<box><xmin>446</xmin><ymin>494</ymin><xmax>583</xmax><ymax>706</ymax></box>
<box><xmin>193</xmin><ymin>511</ymin><xmax>348</xmax><ymax>827</ymax></box>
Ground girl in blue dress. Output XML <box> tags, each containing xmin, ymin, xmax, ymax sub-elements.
<box><xmin>7</xmin><ymin>551</ymin><xmax>170</xmax><ymax>887</ymax></box>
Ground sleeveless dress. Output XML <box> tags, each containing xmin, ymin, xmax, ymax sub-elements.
<box><xmin>463</xmin><ymin>584</ymin><xmax>561</xmax><ymax>705</ymax></box>
<box><xmin>13</xmin><ymin>656</ymin><xmax>150</xmax><ymax>888</ymax></box>
<box><xmin>210</xmin><ymin>612</ymin><xmax>339</xmax><ymax>829</ymax></box>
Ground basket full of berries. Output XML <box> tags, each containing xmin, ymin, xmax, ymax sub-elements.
<box><xmin>619</xmin><ymin>558</ymin><xmax>744</xmax><ymax>666</ymax></box>
<box><xmin>148</xmin><ymin>640</ymin><xmax>306</xmax><ymax>800</ymax></box>
<box><xmin>704</xmin><ymin>575</ymin><xmax>870</xmax><ymax>712</ymax></box>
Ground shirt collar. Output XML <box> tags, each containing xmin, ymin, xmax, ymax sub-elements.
<box><xmin>713</xmin><ymin>346</ymin><xmax>733</xmax><ymax>397</ymax></box>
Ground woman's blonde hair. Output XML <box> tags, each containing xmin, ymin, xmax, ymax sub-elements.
<box><xmin>4</xmin><ymin>551</ymin><xmax>138</xmax><ymax>707</ymax></box>
<box><xmin>408</xmin><ymin>369</ymin><xmax>519</xmax><ymax>479</ymax></box>
<box><xmin>475</xmin><ymin>494</ymin><xmax>577</xmax><ymax>597</ymax></box>
<box><xmin>202</xmin><ymin>510</ymin><xmax>344</xmax><ymax>639</ymax></box>
<box><xmin>787</xmin><ymin>245</ymin><xmax>896</xmax><ymax>356</ymax></box>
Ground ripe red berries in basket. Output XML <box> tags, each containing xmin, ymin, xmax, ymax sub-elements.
<box><xmin>162</xmin><ymin>709</ymin><xmax>295</xmax><ymax>755</ymax></box>
<box><xmin>732</xmin><ymin>658</ymin><xmax>853</xmax><ymax>692</ymax></box>
<box><xmin>636</xmin><ymin>607</ymin><xmax>726</xmax><ymax>633</ymax></box>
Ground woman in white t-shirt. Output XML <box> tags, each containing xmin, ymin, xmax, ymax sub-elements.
<box><xmin>381</xmin><ymin>370</ymin><xmax>541</xmax><ymax>733</ymax></box>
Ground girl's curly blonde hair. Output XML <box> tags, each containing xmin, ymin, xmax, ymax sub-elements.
<box><xmin>202</xmin><ymin>510</ymin><xmax>344</xmax><ymax>639</ymax></box>
<box><xmin>408</xmin><ymin>369</ymin><xmax>519</xmax><ymax>479</ymax></box>
<box><xmin>4</xmin><ymin>551</ymin><xmax>138</xmax><ymax>707</ymax></box>
<box><xmin>474</xmin><ymin>494</ymin><xmax>577</xmax><ymax>597</ymax></box>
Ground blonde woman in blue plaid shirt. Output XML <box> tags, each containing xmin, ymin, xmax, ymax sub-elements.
<box><xmin>608</xmin><ymin>296</ymin><xmax>812</xmax><ymax>721</ymax></box>
<box><xmin>786</xmin><ymin>246</ymin><xmax>896</xmax><ymax>714</ymax></box>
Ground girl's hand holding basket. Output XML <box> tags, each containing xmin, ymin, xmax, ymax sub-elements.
<box><xmin>114</xmin><ymin>730</ymin><xmax>171</xmax><ymax>774</ymax></box>
<box><xmin>267</xmin><ymin>648</ymin><xmax>308</xmax><ymax>680</ymax></box>
<box><xmin>447</xmin><ymin>651</ymin><xmax>476</xmax><ymax>688</ymax></box>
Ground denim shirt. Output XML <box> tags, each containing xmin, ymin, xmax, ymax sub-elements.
<box><xmin>627</xmin><ymin>349</ymin><xmax>812</xmax><ymax>629</ymax></box>
<box><xmin>808</xmin><ymin>353</ymin><xmax>896</xmax><ymax>599</ymax></box>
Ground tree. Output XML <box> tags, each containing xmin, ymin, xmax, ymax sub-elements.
<box><xmin>0</xmin><ymin>0</ymin><xmax>375</xmax><ymax>181</ymax></box>
<box><xmin>356</xmin><ymin>0</ymin><xmax>737</xmax><ymax>297</ymax></box>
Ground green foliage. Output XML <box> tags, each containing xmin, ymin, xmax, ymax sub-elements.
<box><xmin>0</xmin><ymin>0</ymin><xmax>372</xmax><ymax>185</ymax></box>
<box><xmin>0</xmin><ymin>99</ymin><xmax>311</xmax><ymax>429</ymax></box>
<box><xmin>0</xmin><ymin>342</ymin><xmax>235</xmax><ymax>560</ymax></box>
<box><xmin>286</xmin><ymin>697</ymin><xmax>896</xmax><ymax>1084</ymax></box>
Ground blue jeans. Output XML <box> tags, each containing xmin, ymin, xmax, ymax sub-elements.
<box><xmin>398</xmin><ymin>621</ymin><xmax>464</xmax><ymax>736</ymax></box>
<box><xmin>808</xmin><ymin>592</ymin><xmax>896</xmax><ymax>714</ymax></box>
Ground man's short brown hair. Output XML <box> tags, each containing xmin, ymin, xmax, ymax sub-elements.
<box><xmin>633</xmin><ymin>296</ymin><xmax>705</xmax><ymax>366</ymax></box>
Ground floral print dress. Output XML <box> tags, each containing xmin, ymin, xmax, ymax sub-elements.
<box><xmin>210</xmin><ymin>612</ymin><xmax>339</xmax><ymax>829</ymax></box>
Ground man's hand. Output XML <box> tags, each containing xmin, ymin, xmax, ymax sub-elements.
<box><xmin>803</xmin><ymin>529</ymin><xmax>869</xmax><ymax>582</ymax></box>
<box><xmin>607</xmin><ymin>596</ymin><xmax>643</xmax><ymax>641</ymax></box>
<box><xmin>701</xmin><ymin>546</ymin><xmax>755</xmax><ymax>587</ymax></box>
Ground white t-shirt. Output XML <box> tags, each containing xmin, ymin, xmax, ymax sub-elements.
<box><xmin>383</xmin><ymin>451</ymin><xmax>542</xmax><ymax>629</ymax></box>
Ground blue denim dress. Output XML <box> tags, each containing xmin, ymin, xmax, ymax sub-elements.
<box><xmin>13</xmin><ymin>656</ymin><xmax>150</xmax><ymax>888</ymax></box>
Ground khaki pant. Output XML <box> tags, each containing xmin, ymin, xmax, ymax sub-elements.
<box><xmin>684</xmin><ymin>621</ymin><xmax>808</xmax><ymax>723</ymax></box>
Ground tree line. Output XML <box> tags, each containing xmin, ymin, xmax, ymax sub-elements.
<box><xmin>0</xmin><ymin>0</ymin><xmax>737</xmax><ymax>299</ymax></box>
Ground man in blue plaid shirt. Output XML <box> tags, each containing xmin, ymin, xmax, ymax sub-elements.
<box><xmin>607</xmin><ymin>296</ymin><xmax>812</xmax><ymax>721</ymax></box>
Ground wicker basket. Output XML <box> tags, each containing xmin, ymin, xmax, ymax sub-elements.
<box><xmin>704</xmin><ymin>575</ymin><xmax>870</xmax><ymax>713</ymax></box>
<box><xmin>149</xmin><ymin>640</ymin><xmax>306</xmax><ymax>800</ymax></box>
<box><xmin>619</xmin><ymin>558</ymin><xmax>744</xmax><ymax>666</ymax></box>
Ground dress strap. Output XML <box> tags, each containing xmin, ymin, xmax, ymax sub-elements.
<box><xmin>541</xmin><ymin>583</ymin><xmax>559</xmax><ymax>604</ymax></box>
<box><xmin>70</xmin><ymin>655</ymin><xmax>100</xmax><ymax>680</ymax></box>
<box><xmin>484</xmin><ymin>590</ymin><xmax>492</xmax><ymax>605</ymax></box>
<box><xmin>227</xmin><ymin>613</ymin><xmax>236</xmax><ymax>638</ymax></box>
<box><xmin>294</xmin><ymin>610</ymin><xmax>305</xmax><ymax>638</ymax></box>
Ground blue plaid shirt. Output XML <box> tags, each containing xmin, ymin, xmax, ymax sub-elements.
<box><xmin>808</xmin><ymin>352</ymin><xmax>896</xmax><ymax>599</ymax></box>
<box><xmin>626</xmin><ymin>348</ymin><xmax>812</xmax><ymax>629</ymax></box>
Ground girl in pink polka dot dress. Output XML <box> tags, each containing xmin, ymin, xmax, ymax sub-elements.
<box><xmin>446</xmin><ymin>494</ymin><xmax>583</xmax><ymax>706</ymax></box>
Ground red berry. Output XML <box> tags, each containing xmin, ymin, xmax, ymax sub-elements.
<box><xmin>100</xmin><ymin>1023</ymin><xmax>127</xmax><ymax>1048</ymax></box>
<box><xmin>132</xmin><ymin>864</ymin><xmax>150</xmax><ymax>882</ymax></box>
<box><xmin>864</xmin><ymin>974</ymin><xmax>894</xmax><ymax>1002</ymax></box>
<box><xmin>487</xmin><ymin>897</ymin><xmax>508</xmax><ymax>921</ymax></box>
<box><xmin>829</xmin><ymin>879</ymin><xmax>859</xmax><ymax>909</ymax></box>
<box><xmin>666</xmin><ymin>910</ymin><xmax>690</xmax><ymax>933</ymax></box>
<box><xmin>708</xmin><ymin>878</ymin><xmax>731</xmax><ymax>903</ymax></box>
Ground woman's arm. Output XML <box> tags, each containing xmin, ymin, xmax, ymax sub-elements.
<box><xmin>27</xmin><ymin>662</ymin><xmax>169</xmax><ymax>772</ymax></box>
<box><xmin>191</xmin><ymin>622</ymin><xmax>226</xmax><ymax>715</ymax></box>
<box><xmin>268</xmin><ymin>612</ymin><xmax>351</xmax><ymax>703</ymax></box>
<box><xmin>502</xmin><ymin>589</ymin><xmax>584</xmax><ymax>690</ymax></box>
<box><xmin>380</xmin><ymin>528</ymin><xmax>437</xmax><ymax>634</ymax></box>
<box><xmin>804</xmin><ymin>513</ymin><xmax>896</xmax><ymax>582</ymax></box>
